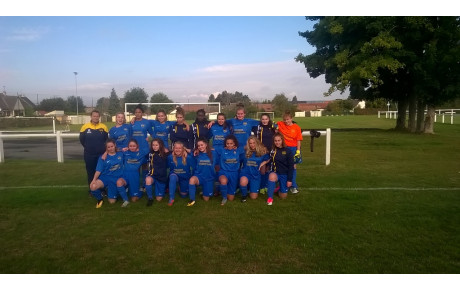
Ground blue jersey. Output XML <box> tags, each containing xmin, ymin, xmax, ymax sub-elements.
<box><xmin>109</xmin><ymin>124</ymin><xmax>132</xmax><ymax>150</ymax></box>
<box><xmin>150</xmin><ymin>120</ymin><xmax>175</xmax><ymax>148</ymax></box>
<box><xmin>123</xmin><ymin>150</ymin><xmax>145</xmax><ymax>173</ymax></box>
<box><xmin>193</xmin><ymin>150</ymin><xmax>217</xmax><ymax>181</ymax></box>
<box><xmin>209</xmin><ymin>123</ymin><xmax>231</xmax><ymax>151</ymax></box>
<box><xmin>95</xmin><ymin>152</ymin><xmax>124</xmax><ymax>178</ymax></box>
<box><xmin>131</xmin><ymin>118</ymin><xmax>154</xmax><ymax>156</ymax></box>
<box><xmin>168</xmin><ymin>154</ymin><xmax>195</xmax><ymax>180</ymax></box>
<box><xmin>215</xmin><ymin>147</ymin><xmax>245</xmax><ymax>172</ymax></box>
<box><xmin>227</xmin><ymin>118</ymin><xmax>259</xmax><ymax>148</ymax></box>
<box><xmin>241</xmin><ymin>152</ymin><xmax>270</xmax><ymax>179</ymax></box>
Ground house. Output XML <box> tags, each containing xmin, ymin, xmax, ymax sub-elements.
<box><xmin>0</xmin><ymin>93</ymin><xmax>36</xmax><ymax>117</ymax></box>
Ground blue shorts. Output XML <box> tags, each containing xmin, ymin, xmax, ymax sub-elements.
<box><xmin>99</xmin><ymin>175</ymin><xmax>121</xmax><ymax>199</ymax></box>
<box><xmin>272</xmin><ymin>172</ymin><xmax>289</xmax><ymax>194</ymax></box>
<box><xmin>154</xmin><ymin>179</ymin><xmax>167</xmax><ymax>197</ymax></box>
<box><xmin>195</xmin><ymin>175</ymin><xmax>215</xmax><ymax>197</ymax></box>
<box><xmin>218</xmin><ymin>170</ymin><xmax>239</xmax><ymax>195</ymax></box>
<box><xmin>240</xmin><ymin>173</ymin><xmax>261</xmax><ymax>193</ymax></box>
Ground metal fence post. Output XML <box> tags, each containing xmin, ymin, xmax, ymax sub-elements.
<box><xmin>56</xmin><ymin>131</ymin><xmax>64</xmax><ymax>163</ymax></box>
<box><xmin>325</xmin><ymin>128</ymin><xmax>331</xmax><ymax>166</ymax></box>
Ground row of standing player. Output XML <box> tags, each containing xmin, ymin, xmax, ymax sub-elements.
<box><xmin>88</xmin><ymin>104</ymin><xmax>303</xmax><ymax>207</ymax></box>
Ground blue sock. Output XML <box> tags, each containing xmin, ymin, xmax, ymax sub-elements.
<box><xmin>220</xmin><ymin>184</ymin><xmax>228</xmax><ymax>199</ymax></box>
<box><xmin>267</xmin><ymin>180</ymin><xmax>276</xmax><ymax>199</ymax></box>
<box><xmin>91</xmin><ymin>189</ymin><xmax>102</xmax><ymax>201</ymax></box>
<box><xmin>117</xmin><ymin>186</ymin><xmax>128</xmax><ymax>201</ymax></box>
<box><xmin>146</xmin><ymin>184</ymin><xmax>153</xmax><ymax>200</ymax></box>
<box><xmin>240</xmin><ymin>185</ymin><xmax>248</xmax><ymax>198</ymax></box>
<box><xmin>180</xmin><ymin>193</ymin><xmax>188</xmax><ymax>199</ymax></box>
<box><xmin>169</xmin><ymin>174</ymin><xmax>178</xmax><ymax>201</ymax></box>
<box><xmin>292</xmin><ymin>169</ymin><xmax>297</xmax><ymax>188</ymax></box>
<box><xmin>188</xmin><ymin>184</ymin><xmax>196</xmax><ymax>201</ymax></box>
<box><xmin>260</xmin><ymin>173</ymin><xmax>268</xmax><ymax>188</ymax></box>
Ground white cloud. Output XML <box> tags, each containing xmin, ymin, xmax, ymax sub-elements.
<box><xmin>6</xmin><ymin>27</ymin><xmax>49</xmax><ymax>41</ymax></box>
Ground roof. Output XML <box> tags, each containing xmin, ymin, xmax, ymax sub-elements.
<box><xmin>0</xmin><ymin>93</ymin><xmax>36</xmax><ymax>111</ymax></box>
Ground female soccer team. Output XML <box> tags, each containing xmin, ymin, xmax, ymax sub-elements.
<box><xmin>90</xmin><ymin>104</ymin><xmax>302</xmax><ymax>208</ymax></box>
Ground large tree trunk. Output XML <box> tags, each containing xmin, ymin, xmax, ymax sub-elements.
<box><xmin>423</xmin><ymin>106</ymin><xmax>436</xmax><ymax>134</ymax></box>
<box><xmin>416</xmin><ymin>99</ymin><xmax>425</xmax><ymax>133</ymax></box>
<box><xmin>395</xmin><ymin>98</ymin><xmax>408</xmax><ymax>131</ymax></box>
<box><xmin>408</xmin><ymin>94</ymin><xmax>417</xmax><ymax>133</ymax></box>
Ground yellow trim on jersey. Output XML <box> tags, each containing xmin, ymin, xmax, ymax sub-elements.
<box><xmin>80</xmin><ymin>122</ymin><xmax>108</xmax><ymax>133</ymax></box>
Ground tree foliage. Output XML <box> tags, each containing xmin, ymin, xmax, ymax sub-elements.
<box><xmin>272</xmin><ymin>93</ymin><xmax>298</xmax><ymax>117</ymax></box>
<box><xmin>150</xmin><ymin>92</ymin><xmax>175</xmax><ymax>114</ymax></box>
<box><xmin>108</xmin><ymin>88</ymin><xmax>121</xmax><ymax>115</ymax></box>
<box><xmin>123</xmin><ymin>87</ymin><xmax>149</xmax><ymax>113</ymax></box>
<box><xmin>214</xmin><ymin>91</ymin><xmax>251</xmax><ymax>107</ymax></box>
<box><xmin>296</xmin><ymin>16</ymin><xmax>460</xmax><ymax>133</ymax></box>
<box><xmin>39</xmin><ymin>97</ymin><xmax>67</xmax><ymax>112</ymax></box>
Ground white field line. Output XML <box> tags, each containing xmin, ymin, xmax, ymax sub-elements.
<box><xmin>0</xmin><ymin>186</ymin><xmax>459</xmax><ymax>191</ymax></box>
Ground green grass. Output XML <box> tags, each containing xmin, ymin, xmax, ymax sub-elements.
<box><xmin>1</xmin><ymin>116</ymin><xmax>460</xmax><ymax>273</ymax></box>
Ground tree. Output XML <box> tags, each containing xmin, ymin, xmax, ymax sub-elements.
<box><xmin>296</xmin><ymin>16</ymin><xmax>460</xmax><ymax>133</ymax></box>
<box><xmin>208</xmin><ymin>94</ymin><xmax>216</xmax><ymax>102</ymax></box>
<box><xmin>66</xmin><ymin>96</ymin><xmax>85</xmax><ymax>114</ymax></box>
<box><xmin>272</xmin><ymin>93</ymin><xmax>297</xmax><ymax>117</ymax></box>
<box><xmin>292</xmin><ymin>96</ymin><xmax>298</xmax><ymax>104</ymax></box>
<box><xmin>215</xmin><ymin>90</ymin><xmax>251</xmax><ymax>107</ymax></box>
<box><xmin>150</xmin><ymin>92</ymin><xmax>175</xmax><ymax>114</ymax></box>
<box><xmin>96</xmin><ymin>97</ymin><xmax>110</xmax><ymax>114</ymax></box>
<box><xmin>39</xmin><ymin>97</ymin><xmax>66</xmax><ymax>112</ymax></box>
<box><xmin>108</xmin><ymin>88</ymin><xmax>121</xmax><ymax>115</ymax></box>
<box><xmin>124</xmin><ymin>87</ymin><xmax>149</xmax><ymax>113</ymax></box>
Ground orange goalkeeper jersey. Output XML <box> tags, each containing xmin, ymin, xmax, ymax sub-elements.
<box><xmin>276</xmin><ymin>121</ymin><xmax>303</xmax><ymax>147</ymax></box>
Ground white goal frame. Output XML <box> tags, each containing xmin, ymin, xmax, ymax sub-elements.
<box><xmin>256</xmin><ymin>111</ymin><xmax>275</xmax><ymax>120</ymax></box>
<box><xmin>124</xmin><ymin>102</ymin><xmax>221</xmax><ymax>115</ymax></box>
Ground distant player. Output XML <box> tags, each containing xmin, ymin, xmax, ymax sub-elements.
<box><xmin>215</xmin><ymin>135</ymin><xmax>244</xmax><ymax>205</ymax></box>
<box><xmin>266</xmin><ymin>133</ymin><xmax>294</xmax><ymax>206</ymax></box>
<box><xmin>109</xmin><ymin>112</ymin><xmax>132</xmax><ymax>152</ymax></box>
<box><xmin>121</xmin><ymin>139</ymin><xmax>145</xmax><ymax>202</ymax></box>
<box><xmin>276</xmin><ymin>111</ymin><xmax>303</xmax><ymax>194</ymax></box>
<box><xmin>167</xmin><ymin>141</ymin><xmax>195</xmax><ymax>206</ymax></box>
<box><xmin>145</xmin><ymin>138</ymin><xmax>169</xmax><ymax>206</ymax></box>
<box><xmin>239</xmin><ymin>136</ymin><xmax>270</xmax><ymax>201</ymax></box>
<box><xmin>80</xmin><ymin>110</ymin><xmax>108</xmax><ymax>192</ymax></box>
<box><xmin>188</xmin><ymin>137</ymin><xmax>217</xmax><ymax>206</ymax></box>
<box><xmin>89</xmin><ymin>139</ymin><xmax>129</xmax><ymax>208</ymax></box>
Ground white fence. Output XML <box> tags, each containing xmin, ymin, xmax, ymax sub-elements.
<box><xmin>0</xmin><ymin>128</ymin><xmax>331</xmax><ymax>165</ymax></box>
<box><xmin>378</xmin><ymin>109</ymin><xmax>459</xmax><ymax>124</ymax></box>
<box><xmin>0</xmin><ymin>131</ymin><xmax>79</xmax><ymax>163</ymax></box>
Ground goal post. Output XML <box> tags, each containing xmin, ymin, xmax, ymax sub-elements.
<box><xmin>124</xmin><ymin>102</ymin><xmax>221</xmax><ymax>120</ymax></box>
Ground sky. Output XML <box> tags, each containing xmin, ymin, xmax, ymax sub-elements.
<box><xmin>0</xmin><ymin>16</ymin><xmax>343</xmax><ymax>106</ymax></box>
<box><xmin>1</xmin><ymin>2</ymin><xmax>454</xmax><ymax>107</ymax></box>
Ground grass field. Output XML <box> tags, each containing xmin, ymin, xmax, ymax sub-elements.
<box><xmin>0</xmin><ymin>115</ymin><xmax>459</xmax><ymax>275</ymax></box>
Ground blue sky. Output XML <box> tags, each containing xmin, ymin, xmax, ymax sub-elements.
<box><xmin>0</xmin><ymin>16</ymin><xmax>347</xmax><ymax>106</ymax></box>
<box><xmin>1</xmin><ymin>2</ymin><xmax>451</xmax><ymax>107</ymax></box>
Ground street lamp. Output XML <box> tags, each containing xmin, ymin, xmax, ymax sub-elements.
<box><xmin>73</xmin><ymin>72</ymin><xmax>78</xmax><ymax>116</ymax></box>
